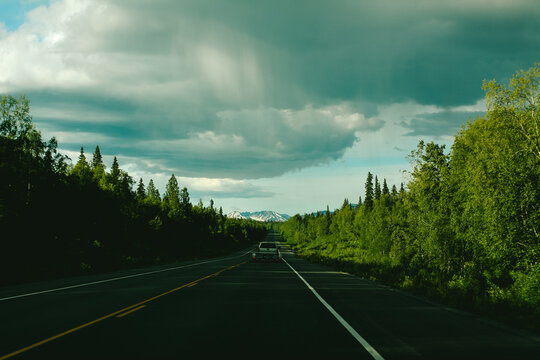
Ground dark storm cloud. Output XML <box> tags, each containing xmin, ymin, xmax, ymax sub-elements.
<box><xmin>401</xmin><ymin>110</ymin><xmax>485</xmax><ymax>137</ymax></box>
<box><xmin>1</xmin><ymin>0</ymin><xmax>539</xmax><ymax>178</ymax></box>
<box><xmin>170</xmin><ymin>0</ymin><xmax>540</xmax><ymax>107</ymax></box>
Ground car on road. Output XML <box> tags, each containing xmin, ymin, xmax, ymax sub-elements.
<box><xmin>252</xmin><ymin>242</ymin><xmax>281</xmax><ymax>262</ymax></box>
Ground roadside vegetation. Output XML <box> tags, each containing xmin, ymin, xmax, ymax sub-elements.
<box><xmin>279</xmin><ymin>64</ymin><xmax>540</xmax><ymax>331</ymax></box>
<box><xmin>0</xmin><ymin>96</ymin><xmax>267</xmax><ymax>286</ymax></box>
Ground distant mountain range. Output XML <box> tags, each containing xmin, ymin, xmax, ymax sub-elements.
<box><xmin>226</xmin><ymin>210</ymin><xmax>290</xmax><ymax>222</ymax></box>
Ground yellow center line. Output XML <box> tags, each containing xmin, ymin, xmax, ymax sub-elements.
<box><xmin>116</xmin><ymin>305</ymin><xmax>146</xmax><ymax>318</ymax></box>
<box><xmin>0</xmin><ymin>260</ymin><xmax>247</xmax><ymax>360</ymax></box>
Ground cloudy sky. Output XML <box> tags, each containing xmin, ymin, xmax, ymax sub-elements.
<box><xmin>1</xmin><ymin>0</ymin><xmax>538</xmax><ymax>215</ymax></box>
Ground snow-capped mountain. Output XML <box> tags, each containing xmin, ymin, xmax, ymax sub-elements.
<box><xmin>227</xmin><ymin>211</ymin><xmax>246</xmax><ymax>220</ymax></box>
<box><xmin>226</xmin><ymin>210</ymin><xmax>290</xmax><ymax>222</ymax></box>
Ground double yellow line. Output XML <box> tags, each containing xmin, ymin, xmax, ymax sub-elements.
<box><xmin>0</xmin><ymin>260</ymin><xmax>246</xmax><ymax>360</ymax></box>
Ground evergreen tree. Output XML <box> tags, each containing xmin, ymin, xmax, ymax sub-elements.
<box><xmin>374</xmin><ymin>175</ymin><xmax>381</xmax><ymax>200</ymax></box>
<box><xmin>364</xmin><ymin>172</ymin><xmax>374</xmax><ymax>210</ymax></box>
<box><xmin>325</xmin><ymin>205</ymin><xmax>331</xmax><ymax>233</ymax></box>
<box><xmin>91</xmin><ymin>145</ymin><xmax>106</xmax><ymax>185</ymax></box>
<box><xmin>147</xmin><ymin>179</ymin><xmax>156</xmax><ymax>198</ymax></box>
<box><xmin>78</xmin><ymin>146</ymin><xmax>85</xmax><ymax>162</ymax></box>
<box><xmin>118</xmin><ymin>170</ymin><xmax>134</xmax><ymax>197</ymax></box>
<box><xmin>163</xmin><ymin>174</ymin><xmax>181</xmax><ymax>217</ymax></box>
<box><xmin>71</xmin><ymin>146</ymin><xmax>91</xmax><ymax>183</ymax></box>
<box><xmin>91</xmin><ymin>145</ymin><xmax>104</xmax><ymax>170</ymax></box>
<box><xmin>146</xmin><ymin>179</ymin><xmax>161</xmax><ymax>202</ymax></box>
<box><xmin>137</xmin><ymin>178</ymin><xmax>146</xmax><ymax>199</ymax></box>
<box><xmin>180</xmin><ymin>186</ymin><xmax>192</xmax><ymax>216</ymax></box>
<box><xmin>108</xmin><ymin>156</ymin><xmax>120</xmax><ymax>187</ymax></box>
<box><xmin>391</xmin><ymin>184</ymin><xmax>398</xmax><ymax>197</ymax></box>
<box><xmin>382</xmin><ymin>178</ymin><xmax>389</xmax><ymax>195</ymax></box>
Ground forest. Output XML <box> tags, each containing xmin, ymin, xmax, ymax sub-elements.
<box><xmin>279</xmin><ymin>64</ymin><xmax>540</xmax><ymax>329</ymax></box>
<box><xmin>0</xmin><ymin>95</ymin><xmax>267</xmax><ymax>286</ymax></box>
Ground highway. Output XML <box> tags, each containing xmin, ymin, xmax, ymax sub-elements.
<box><xmin>1</xmin><ymin>232</ymin><xmax>539</xmax><ymax>359</ymax></box>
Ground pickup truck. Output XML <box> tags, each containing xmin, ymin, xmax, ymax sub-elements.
<box><xmin>252</xmin><ymin>242</ymin><xmax>281</xmax><ymax>262</ymax></box>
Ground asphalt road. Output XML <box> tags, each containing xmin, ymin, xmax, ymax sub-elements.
<box><xmin>1</xmin><ymin>232</ymin><xmax>539</xmax><ymax>359</ymax></box>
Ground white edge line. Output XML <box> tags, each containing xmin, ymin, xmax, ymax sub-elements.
<box><xmin>282</xmin><ymin>257</ymin><xmax>385</xmax><ymax>360</ymax></box>
<box><xmin>0</xmin><ymin>250</ymin><xmax>252</xmax><ymax>302</ymax></box>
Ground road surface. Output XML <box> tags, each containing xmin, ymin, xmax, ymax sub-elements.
<box><xmin>1</xmin><ymin>232</ymin><xmax>539</xmax><ymax>359</ymax></box>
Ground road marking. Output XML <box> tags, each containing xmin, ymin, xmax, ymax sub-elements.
<box><xmin>282</xmin><ymin>258</ymin><xmax>385</xmax><ymax>360</ymax></box>
<box><xmin>0</xmin><ymin>251</ymin><xmax>252</xmax><ymax>302</ymax></box>
<box><xmin>0</xmin><ymin>260</ymin><xmax>247</xmax><ymax>360</ymax></box>
<box><xmin>116</xmin><ymin>305</ymin><xmax>146</xmax><ymax>318</ymax></box>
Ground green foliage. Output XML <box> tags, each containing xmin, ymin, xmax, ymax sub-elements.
<box><xmin>71</xmin><ymin>146</ymin><xmax>92</xmax><ymax>184</ymax></box>
<box><xmin>0</xmin><ymin>95</ymin><xmax>38</xmax><ymax>147</ymax></box>
<box><xmin>382</xmin><ymin>178</ymin><xmax>389</xmax><ymax>195</ymax></box>
<box><xmin>279</xmin><ymin>64</ymin><xmax>540</xmax><ymax>331</ymax></box>
<box><xmin>180</xmin><ymin>187</ymin><xmax>192</xmax><ymax>216</ymax></box>
<box><xmin>146</xmin><ymin>179</ymin><xmax>161</xmax><ymax>204</ymax></box>
<box><xmin>91</xmin><ymin>145</ymin><xmax>106</xmax><ymax>185</ymax></box>
<box><xmin>163</xmin><ymin>174</ymin><xmax>181</xmax><ymax>218</ymax></box>
<box><xmin>136</xmin><ymin>178</ymin><xmax>146</xmax><ymax>199</ymax></box>
<box><xmin>374</xmin><ymin>175</ymin><xmax>381</xmax><ymax>200</ymax></box>
<box><xmin>108</xmin><ymin>156</ymin><xmax>120</xmax><ymax>188</ymax></box>
<box><xmin>364</xmin><ymin>172</ymin><xmax>374</xmax><ymax>210</ymax></box>
<box><xmin>483</xmin><ymin>63</ymin><xmax>540</xmax><ymax>161</ymax></box>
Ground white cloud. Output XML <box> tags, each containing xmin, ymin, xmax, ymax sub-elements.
<box><xmin>0</xmin><ymin>0</ymin><xmax>96</xmax><ymax>92</ymax></box>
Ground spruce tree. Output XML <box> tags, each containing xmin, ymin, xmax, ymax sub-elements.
<box><xmin>91</xmin><ymin>145</ymin><xmax>104</xmax><ymax>170</ymax></box>
<box><xmin>391</xmin><ymin>184</ymin><xmax>398</xmax><ymax>197</ymax></box>
<box><xmin>109</xmin><ymin>156</ymin><xmax>120</xmax><ymax>187</ymax></box>
<box><xmin>71</xmin><ymin>146</ymin><xmax>91</xmax><ymax>183</ymax></box>
<box><xmin>364</xmin><ymin>172</ymin><xmax>374</xmax><ymax>210</ymax></box>
<box><xmin>325</xmin><ymin>205</ymin><xmax>331</xmax><ymax>233</ymax></box>
<box><xmin>382</xmin><ymin>178</ymin><xmax>389</xmax><ymax>195</ymax></box>
<box><xmin>78</xmin><ymin>146</ymin><xmax>86</xmax><ymax>163</ymax></box>
<box><xmin>137</xmin><ymin>178</ymin><xmax>146</xmax><ymax>198</ymax></box>
<box><xmin>374</xmin><ymin>175</ymin><xmax>381</xmax><ymax>200</ymax></box>
<box><xmin>91</xmin><ymin>145</ymin><xmax>106</xmax><ymax>185</ymax></box>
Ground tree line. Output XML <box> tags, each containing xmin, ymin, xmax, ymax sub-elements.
<box><xmin>279</xmin><ymin>64</ymin><xmax>540</xmax><ymax>329</ymax></box>
<box><xmin>0</xmin><ymin>95</ymin><xmax>267</xmax><ymax>285</ymax></box>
